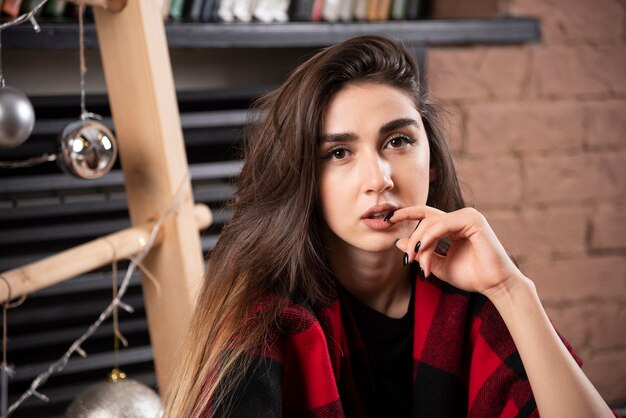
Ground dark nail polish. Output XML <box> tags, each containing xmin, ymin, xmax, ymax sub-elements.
<box><xmin>393</xmin><ymin>238</ymin><xmax>400</xmax><ymax>247</ymax></box>
<box><xmin>419</xmin><ymin>267</ymin><xmax>426</xmax><ymax>281</ymax></box>
<box><xmin>403</xmin><ymin>252</ymin><xmax>408</xmax><ymax>266</ymax></box>
<box><xmin>414</xmin><ymin>241</ymin><xmax>421</xmax><ymax>253</ymax></box>
<box><xmin>384</xmin><ymin>211</ymin><xmax>395</xmax><ymax>222</ymax></box>
<box><xmin>416</xmin><ymin>262</ymin><xmax>424</xmax><ymax>280</ymax></box>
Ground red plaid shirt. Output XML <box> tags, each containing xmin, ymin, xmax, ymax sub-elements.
<box><xmin>204</xmin><ymin>273</ymin><xmax>619</xmax><ymax>417</ymax></box>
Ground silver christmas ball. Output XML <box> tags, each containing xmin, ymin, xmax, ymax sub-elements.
<box><xmin>57</xmin><ymin>119</ymin><xmax>118</xmax><ymax>179</ymax></box>
<box><xmin>64</xmin><ymin>378</ymin><xmax>163</xmax><ymax>418</ymax></box>
<box><xmin>0</xmin><ymin>86</ymin><xmax>35</xmax><ymax>149</ymax></box>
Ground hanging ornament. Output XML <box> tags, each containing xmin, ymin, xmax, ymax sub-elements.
<box><xmin>0</xmin><ymin>86</ymin><xmax>35</xmax><ymax>149</ymax></box>
<box><xmin>56</xmin><ymin>118</ymin><xmax>117</xmax><ymax>179</ymax></box>
<box><xmin>56</xmin><ymin>3</ymin><xmax>118</xmax><ymax>180</ymax></box>
<box><xmin>64</xmin><ymin>369</ymin><xmax>163</xmax><ymax>418</ymax></box>
<box><xmin>0</xmin><ymin>8</ymin><xmax>39</xmax><ymax>150</ymax></box>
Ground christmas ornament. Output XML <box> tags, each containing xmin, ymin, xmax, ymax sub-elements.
<box><xmin>0</xmin><ymin>86</ymin><xmax>35</xmax><ymax>149</ymax></box>
<box><xmin>64</xmin><ymin>369</ymin><xmax>163</xmax><ymax>418</ymax></box>
<box><xmin>56</xmin><ymin>118</ymin><xmax>117</xmax><ymax>179</ymax></box>
<box><xmin>54</xmin><ymin>3</ymin><xmax>118</xmax><ymax>180</ymax></box>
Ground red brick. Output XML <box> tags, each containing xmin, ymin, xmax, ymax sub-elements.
<box><xmin>587</xmin><ymin>302</ymin><xmax>626</xmax><ymax>351</ymax></box>
<box><xmin>532</xmin><ymin>46</ymin><xmax>603</xmax><ymax>96</ymax></box>
<box><xmin>532</xmin><ymin>45</ymin><xmax>626</xmax><ymax>97</ymax></box>
<box><xmin>511</xmin><ymin>0</ymin><xmax>624</xmax><ymax>44</ymax></box>
<box><xmin>439</xmin><ymin>104</ymin><xmax>465</xmax><ymax>155</ymax></box>
<box><xmin>585</xmin><ymin>100</ymin><xmax>626</xmax><ymax>150</ymax></box>
<box><xmin>523</xmin><ymin>151</ymin><xmax>625</xmax><ymax>205</ymax></box>
<box><xmin>427</xmin><ymin>46</ymin><xmax>530</xmax><ymax>101</ymax></box>
<box><xmin>523</xmin><ymin>256</ymin><xmax>626</xmax><ymax>303</ymax></box>
<box><xmin>455</xmin><ymin>156</ymin><xmax>522</xmax><ymax>208</ymax></box>
<box><xmin>591</xmin><ymin>46</ymin><xmax>626</xmax><ymax>94</ymax></box>
<box><xmin>427</xmin><ymin>48</ymin><xmax>490</xmax><ymax>101</ymax></box>
<box><xmin>484</xmin><ymin>206</ymin><xmax>588</xmax><ymax>260</ymax></box>
<box><xmin>591</xmin><ymin>203</ymin><xmax>626</xmax><ymax>251</ymax></box>
<box><xmin>585</xmin><ymin>349</ymin><xmax>626</xmax><ymax>405</ymax></box>
<box><xmin>431</xmin><ymin>0</ymin><xmax>500</xmax><ymax>19</ymax></box>
<box><xmin>465</xmin><ymin>101</ymin><xmax>585</xmax><ymax>156</ymax></box>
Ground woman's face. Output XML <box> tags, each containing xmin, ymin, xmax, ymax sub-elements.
<box><xmin>318</xmin><ymin>82</ymin><xmax>431</xmax><ymax>254</ymax></box>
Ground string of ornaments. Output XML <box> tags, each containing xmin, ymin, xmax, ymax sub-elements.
<box><xmin>3</xmin><ymin>171</ymin><xmax>182</xmax><ymax>416</ymax></box>
<box><xmin>0</xmin><ymin>0</ymin><xmax>118</xmax><ymax>180</ymax></box>
<box><xmin>1</xmin><ymin>2</ymin><xmax>166</xmax><ymax>417</ymax></box>
<box><xmin>1</xmin><ymin>176</ymin><xmax>188</xmax><ymax>418</ymax></box>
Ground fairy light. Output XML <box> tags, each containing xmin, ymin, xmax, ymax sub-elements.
<box><xmin>0</xmin><ymin>0</ymin><xmax>48</xmax><ymax>88</ymax></box>
<box><xmin>6</xmin><ymin>173</ymin><xmax>191</xmax><ymax>416</ymax></box>
<box><xmin>0</xmin><ymin>1</ymin><xmax>105</xmax><ymax>170</ymax></box>
<box><xmin>0</xmin><ymin>153</ymin><xmax>56</xmax><ymax>168</ymax></box>
<box><xmin>1</xmin><ymin>276</ymin><xmax>27</xmax><ymax>418</ymax></box>
<box><xmin>0</xmin><ymin>0</ymin><xmax>50</xmax><ymax>169</ymax></box>
<box><xmin>0</xmin><ymin>0</ymin><xmax>47</xmax><ymax>32</ymax></box>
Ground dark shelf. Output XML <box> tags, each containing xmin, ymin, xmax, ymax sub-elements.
<box><xmin>3</xmin><ymin>18</ymin><xmax>540</xmax><ymax>49</ymax></box>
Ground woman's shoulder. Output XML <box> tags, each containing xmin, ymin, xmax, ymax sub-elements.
<box><xmin>251</xmin><ymin>290</ymin><xmax>332</xmax><ymax>337</ymax></box>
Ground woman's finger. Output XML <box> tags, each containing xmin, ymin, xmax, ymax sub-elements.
<box><xmin>385</xmin><ymin>204</ymin><xmax>445</xmax><ymax>224</ymax></box>
<box><xmin>410</xmin><ymin>208</ymin><xmax>481</xmax><ymax>277</ymax></box>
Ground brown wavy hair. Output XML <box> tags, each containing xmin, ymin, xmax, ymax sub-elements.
<box><xmin>163</xmin><ymin>35</ymin><xmax>465</xmax><ymax>417</ymax></box>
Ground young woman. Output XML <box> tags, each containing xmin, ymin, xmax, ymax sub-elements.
<box><xmin>164</xmin><ymin>35</ymin><xmax>617</xmax><ymax>418</ymax></box>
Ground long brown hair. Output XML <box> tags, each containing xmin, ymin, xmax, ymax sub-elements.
<box><xmin>164</xmin><ymin>35</ymin><xmax>465</xmax><ymax>418</ymax></box>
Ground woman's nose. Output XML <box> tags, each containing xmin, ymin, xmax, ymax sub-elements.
<box><xmin>363</xmin><ymin>154</ymin><xmax>394</xmax><ymax>194</ymax></box>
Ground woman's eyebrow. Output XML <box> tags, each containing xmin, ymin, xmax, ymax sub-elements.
<box><xmin>320</xmin><ymin>118</ymin><xmax>419</xmax><ymax>143</ymax></box>
<box><xmin>320</xmin><ymin>132</ymin><xmax>358</xmax><ymax>143</ymax></box>
<box><xmin>379</xmin><ymin>118</ymin><xmax>420</xmax><ymax>135</ymax></box>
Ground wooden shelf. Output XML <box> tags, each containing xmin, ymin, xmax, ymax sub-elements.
<box><xmin>3</xmin><ymin>18</ymin><xmax>539</xmax><ymax>49</ymax></box>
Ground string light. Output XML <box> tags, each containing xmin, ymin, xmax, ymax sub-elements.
<box><xmin>0</xmin><ymin>1</ymin><xmax>49</xmax><ymax>164</ymax></box>
<box><xmin>0</xmin><ymin>0</ymin><xmax>48</xmax><ymax>33</ymax></box>
<box><xmin>0</xmin><ymin>153</ymin><xmax>56</xmax><ymax>169</ymax></box>
<box><xmin>0</xmin><ymin>276</ymin><xmax>26</xmax><ymax>418</ymax></box>
<box><xmin>0</xmin><ymin>0</ymin><xmax>48</xmax><ymax>88</ymax></box>
<box><xmin>5</xmin><ymin>173</ymin><xmax>191</xmax><ymax>417</ymax></box>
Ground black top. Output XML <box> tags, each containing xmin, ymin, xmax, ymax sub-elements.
<box><xmin>345</xmin><ymin>279</ymin><xmax>415</xmax><ymax>417</ymax></box>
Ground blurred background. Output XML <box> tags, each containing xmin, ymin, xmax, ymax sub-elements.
<box><xmin>0</xmin><ymin>0</ymin><xmax>624</xmax><ymax>416</ymax></box>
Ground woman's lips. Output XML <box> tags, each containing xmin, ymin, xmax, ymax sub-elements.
<box><xmin>362</xmin><ymin>217</ymin><xmax>395</xmax><ymax>230</ymax></box>
<box><xmin>361</xmin><ymin>203</ymin><xmax>398</xmax><ymax>231</ymax></box>
<box><xmin>361</xmin><ymin>203</ymin><xmax>398</xmax><ymax>219</ymax></box>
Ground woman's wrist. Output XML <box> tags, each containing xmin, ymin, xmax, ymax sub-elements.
<box><xmin>483</xmin><ymin>270</ymin><xmax>536</xmax><ymax>311</ymax></box>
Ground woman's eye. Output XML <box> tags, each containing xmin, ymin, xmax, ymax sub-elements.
<box><xmin>325</xmin><ymin>147</ymin><xmax>349</xmax><ymax>160</ymax></box>
<box><xmin>386</xmin><ymin>135</ymin><xmax>415</xmax><ymax>149</ymax></box>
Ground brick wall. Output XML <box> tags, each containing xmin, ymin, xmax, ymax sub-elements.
<box><xmin>426</xmin><ymin>0</ymin><xmax>626</xmax><ymax>406</ymax></box>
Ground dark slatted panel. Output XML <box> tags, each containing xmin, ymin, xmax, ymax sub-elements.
<box><xmin>0</xmin><ymin>87</ymin><xmax>271</xmax><ymax>417</ymax></box>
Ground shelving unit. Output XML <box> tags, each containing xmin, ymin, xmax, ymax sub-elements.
<box><xmin>3</xmin><ymin>18</ymin><xmax>540</xmax><ymax>49</ymax></box>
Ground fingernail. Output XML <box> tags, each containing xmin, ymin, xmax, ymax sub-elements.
<box><xmin>419</xmin><ymin>267</ymin><xmax>426</xmax><ymax>281</ymax></box>
<box><xmin>383</xmin><ymin>211</ymin><xmax>395</xmax><ymax>222</ymax></box>
<box><xmin>403</xmin><ymin>252</ymin><xmax>408</xmax><ymax>266</ymax></box>
<box><xmin>414</xmin><ymin>241</ymin><xmax>421</xmax><ymax>253</ymax></box>
<box><xmin>393</xmin><ymin>238</ymin><xmax>400</xmax><ymax>247</ymax></box>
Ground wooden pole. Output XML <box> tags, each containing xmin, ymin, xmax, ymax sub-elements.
<box><xmin>92</xmin><ymin>1</ymin><xmax>206</xmax><ymax>394</ymax></box>
<box><xmin>70</xmin><ymin>0</ymin><xmax>127</xmax><ymax>12</ymax></box>
<box><xmin>0</xmin><ymin>204</ymin><xmax>211</xmax><ymax>304</ymax></box>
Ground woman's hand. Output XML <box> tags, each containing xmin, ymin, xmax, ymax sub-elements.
<box><xmin>388</xmin><ymin>205</ymin><xmax>528</xmax><ymax>299</ymax></box>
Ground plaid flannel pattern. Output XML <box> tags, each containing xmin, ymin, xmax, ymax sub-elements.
<box><xmin>205</xmin><ymin>273</ymin><xmax>617</xmax><ymax>418</ymax></box>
